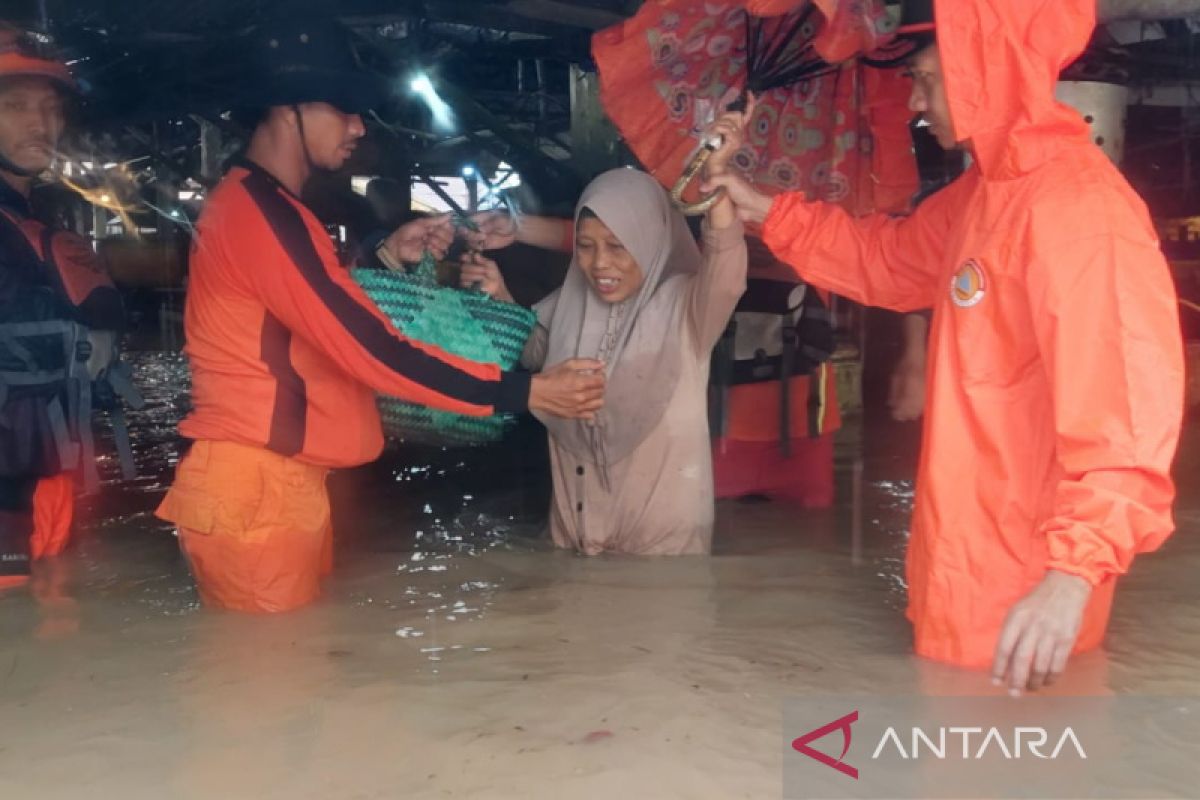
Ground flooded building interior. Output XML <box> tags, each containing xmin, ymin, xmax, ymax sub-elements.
<box><xmin>1</xmin><ymin>0</ymin><xmax>1199</xmax><ymax>797</ymax></box>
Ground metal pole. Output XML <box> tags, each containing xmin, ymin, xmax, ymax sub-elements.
<box><xmin>415</xmin><ymin>173</ymin><xmax>466</xmax><ymax>215</ymax></box>
<box><xmin>38</xmin><ymin>0</ymin><xmax>49</xmax><ymax>31</ymax></box>
<box><xmin>535</xmin><ymin>59</ymin><xmax>547</xmax><ymax>123</ymax></box>
<box><xmin>1099</xmin><ymin>0</ymin><xmax>1200</xmax><ymax>20</ymax></box>
<box><xmin>466</xmin><ymin>176</ymin><xmax>478</xmax><ymax>213</ymax></box>
<box><xmin>851</xmin><ymin>457</ymin><xmax>864</xmax><ymax>567</ymax></box>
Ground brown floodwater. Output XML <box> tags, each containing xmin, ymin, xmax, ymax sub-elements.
<box><xmin>0</xmin><ymin>352</ymin><xmax>1196</xmax><ymax>798</ymax></box>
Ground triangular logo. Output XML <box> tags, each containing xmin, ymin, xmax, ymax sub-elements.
<box><xmin>791</xmin><ymin>710</ymin><xmax>859</xmax><ymax>779</ymax></box>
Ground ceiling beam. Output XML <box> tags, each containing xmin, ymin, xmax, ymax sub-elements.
<box><xmin>344</xmin><ymin>1</ymin><xmax>582</xmax><ymax>39</ymax></box>
<box><xmin>505</xmin><ymin>0</ymin><xmax>625</xmax><ymax>29</ymax></box>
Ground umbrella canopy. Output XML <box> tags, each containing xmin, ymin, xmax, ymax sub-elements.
<box><xmin>592</xmin><ymin>0</ymin><xmax>918</xmax><ymax>216</ymax></box>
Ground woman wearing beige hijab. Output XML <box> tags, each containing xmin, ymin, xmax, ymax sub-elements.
<box><xmin>464</xmin><ymin>111</ymin><xmax>748</xmax><ymax>555</ymax></box>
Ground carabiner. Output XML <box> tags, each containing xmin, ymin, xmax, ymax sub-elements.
<box><xmin>670</xmin><ymin>135</ymin><xmax>725</xmax><ymax>217</ymax></box>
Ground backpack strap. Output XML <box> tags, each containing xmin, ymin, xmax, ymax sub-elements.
<box><xmin>1</xmin><ymin>208</ymin><xmax>132</xmax><ymax>489</ymax></box>
<box><xmin>94</xmin><ymin>357</ymin><xmax>143</xmax><ymax>481</ymax></box>
<box><xmin>75</xmin><ymin>371</ymin><xmax>100</xmax><ymax>494</ymax></box>
<box><xmin>108</xmin><ymin>404</ymin><xmax>136</xmax><ymax>480</ymax></box>
<box><xmin>45</xmin><ymin>322</ymin><xmax>97</xmax><ymax>491</ymax></box>
<box><xmin>0</xmin><ymin>326</ymin><xmax>39</xmax><ymax>373</ymax></box>
<box><xmin>779</xmin><ymin>322</ymin><xmax>796</xmax><ymax>456</ymax></box>
<box><xmin>44</xmin><ymin>390</ymin><xmax>80</xmax><ymax>471</ymax></box>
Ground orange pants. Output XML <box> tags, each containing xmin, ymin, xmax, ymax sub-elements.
<box><xmin>0</xmin><ymin>473</ymin><xmax>76</xmax><ymax>591</ymax></box>
<box><xmin>156</xmin><ymin>440</ymin><xmax>333</xmax><ymax>614</ymax></box>
<box><xmin>32</xmin><ymin>472</ymin><xmax>75</xmax><ymax>559</ymax></box>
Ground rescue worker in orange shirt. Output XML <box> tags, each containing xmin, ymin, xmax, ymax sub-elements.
<box><xmin>702</xmin><ymin>0</ymin><xmax>1184</xmax><ymax>691</ymax></box>
<box><xmin>155</xmin><ymin>18</ymin><xmax>605</xmax><ymax>614</ymax></box>
<box><xmin>0</xmin><ymin>24</ymin><xmax>124</xmax><ymax>589</ymax></box>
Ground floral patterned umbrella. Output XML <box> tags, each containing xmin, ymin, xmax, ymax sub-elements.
<box><xmin>592</xmin><ymin>0</ymin><xmax>918</xmax><ymax>217</ymax></box>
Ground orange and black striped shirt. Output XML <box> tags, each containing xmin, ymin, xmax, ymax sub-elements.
<box><xmin>179</xmin><ymin>160</ymin><xmax>529</xmax><ymax>467</ymax></box>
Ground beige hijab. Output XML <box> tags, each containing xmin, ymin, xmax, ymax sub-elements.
<box><xmin>534</xmin><ymin>168</ymin><xmax>702</xmax><ymax>482</ymax></box>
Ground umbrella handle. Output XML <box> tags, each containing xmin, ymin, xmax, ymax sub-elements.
<box><xmin>671</xmin><ymin>136</ymin><xmax>726</xmax><ymax>217</ymax></box>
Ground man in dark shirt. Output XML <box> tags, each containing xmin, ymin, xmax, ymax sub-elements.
<box><xmin>0</xmin><ymin>23</ymin><xmax>125</xmax><ymax>586</ymax></box>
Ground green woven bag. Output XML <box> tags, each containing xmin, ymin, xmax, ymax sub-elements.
<box><xmin>352</xmin><ymin>252</ymin><xmax>536</xmax><ymax>446</ymax></box>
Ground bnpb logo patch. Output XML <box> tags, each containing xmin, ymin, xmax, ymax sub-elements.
<box><xmin>950</xmin><ymin>259</ymin><xmax>987</xmax><ymax>308</ymax></box>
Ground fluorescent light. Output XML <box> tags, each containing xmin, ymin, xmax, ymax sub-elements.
<box><xmin>409</xmin><ymin>72</ymin><xmax>456</xmax><ymax>133</ymax></box>
<box><xmin>410</xmin><ymin>74</ymin><xmax>433</xmax><ymax>94</ymax></box>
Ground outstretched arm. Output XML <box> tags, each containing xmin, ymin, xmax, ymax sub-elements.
<box><xmin>702</xmin><ymin>168</ymin><xmax>969</xmax><ymax>313</ymax></box>
<box><xmin>469</xmin><ymin>211</ymin><xmax>575</xmax><ymax>254</ymax></box>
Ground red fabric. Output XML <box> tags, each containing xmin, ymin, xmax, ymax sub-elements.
<box><xmin>762</xmin><ymin>0</ymin><xmax>1184</xmax><ymax>666</ymax></box>
<box><xmin>732</xmin><ymin>0</ymin><xmax>892</xmax><ymax>62</ymax></box>
<box><xmin>811</xmin><ymin>0</ymin><xmax>894</xmax><ymax>63</ymax></box>
<box><xmin>0</xmin><ymin>209</ymin><xmax>115</xmax><ymax>306</ymax></box>
<box><xmin>0</xmin><ymin>208</ymin><xmax>122</xmax><ymax>330</ymax></box>
<box><xmin>723</xmin><ymin>364</ymin><xmax>841</xmax><ymax>441</ymax></box>
<box><xmin>0</xmin><ymin>51</ymin><xmax>74</xmax><ymax>88</ymax></box>
<box><xmin>713</xmin><ymin>434</ymin><xmax>835</xmax><ymax>507</ymax></box>
<box><xmin>48</xmin><ymin>231</ymin><xmax>116</xmax><ymax>308</ymax></box>
<box><xmin>592</xmin><ymin>0</ymin><xmax>917</xmax><ymax>217</ymax></box>
<box><xmin>31</xmin><ymin>473</ymin><xmax>74</xmax><ymax>559</ymax></box>
<box><xmin>745</xmin><ymin>0</ymin><xmax>806</xmax><ymax>15</ymax></box>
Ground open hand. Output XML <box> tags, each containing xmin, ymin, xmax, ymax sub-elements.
<box><xmin>699</xmin><ymin>173</ymin><xmax>773</xmax><ymax>224</ymax></box>
<box><xmin>529</xmin><ymin>358</ymin><xmax>606</xmax><ymax>420</ymax></box>
<box><xmin>459</xmin><ymin>252</ymin><xmax>513</xmax><ymax>302</ymax></box>
<box><xmin>992</xmin><ymin>570</ymin><xmax>1093</xmax><ymax>694</ymax></box>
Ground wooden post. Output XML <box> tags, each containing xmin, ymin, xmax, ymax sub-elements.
<box><xmin>198</xmin><ymin>118</ymin><xmax>223</xmax><ymax>184</ymax></box>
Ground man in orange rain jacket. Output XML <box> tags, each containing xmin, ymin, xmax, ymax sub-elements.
<box><xmin>0</xmin><ymin>24</ymin><xmax>125</xmax><ymax>589</ymax></box>
<box><xmin>156</xmin><ymin>18</ymin><xmax>604</xmax><ymax>614</ymax></box>
<box><xmin>703</xmin><ymin>0</ymin><xmax>1185</xmax><ymax>691</ymax></box>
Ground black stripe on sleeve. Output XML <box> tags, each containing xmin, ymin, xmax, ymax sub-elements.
<box><xmin>240</xmin><ymin>167</ymin><xmax>524</xmax><ymax>412</ymax></box>
<box><xmin>260</xmin><ymin>312</ymin><xmax>308</xmax><ymax>456</ymax></box>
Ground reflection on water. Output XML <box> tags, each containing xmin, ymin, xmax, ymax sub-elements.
<box><xmin>0</xmin><ymin>352</ymin><xmax>1197</xmax><ymax>796</ymax></box>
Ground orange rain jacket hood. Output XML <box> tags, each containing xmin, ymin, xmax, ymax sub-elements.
<box><xmin>938</xmin><ymin>0</ymin><xmax>1095</xmax><ymax>179</ymax></box>
<box><xmin>761</xmin><ymin>0</ymin><xmax>1185</xmax><ymax>666</ymax></box>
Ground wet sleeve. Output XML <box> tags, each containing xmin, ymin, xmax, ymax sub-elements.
<box><xmin>759</xmin><ymin>179</ymin><xmax>962</xmax><ymax>312</ymax></box>
<box><xmin>233</xmin><ymin>188</ymin><xmax>530</xmax><ymax>417</ymax></box>
<box><xmin>357</xmin><ymin>229</ymin><xmax>391</xmax><ymax>270</ymax></box>
<box><xmin>49</xmin><ymin>230</ymin><xmax>125</xmax><ymax>331</ymax></box>
<box><xmin>686</xmin><ymin>219</ymin><xmax>748</xmax><ymax>355</ymax></box>
<box><xmin>522</xmin><ymin>287</ymin><xmax>562</xmax><ymax>371</ymax></box>
<box><xmin>520</xmin><ymin>324</ymin><xmax>550</xmax><ymax>371</ymax></box>
<box><xmin>1025</xmin><ymin>196</ymin><xmax>1184</xmax><ymax>586</ymax></box>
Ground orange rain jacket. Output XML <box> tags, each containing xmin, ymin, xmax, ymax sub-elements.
<box><xmin>761</xmin><ymin>0</ymin><xmax>1184</xmax><ymax>667</ymax></box>
<box><xmin>179</xmin><ymin>160</ymin><xmax>531</xmax><ymax>468</ymax></box>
